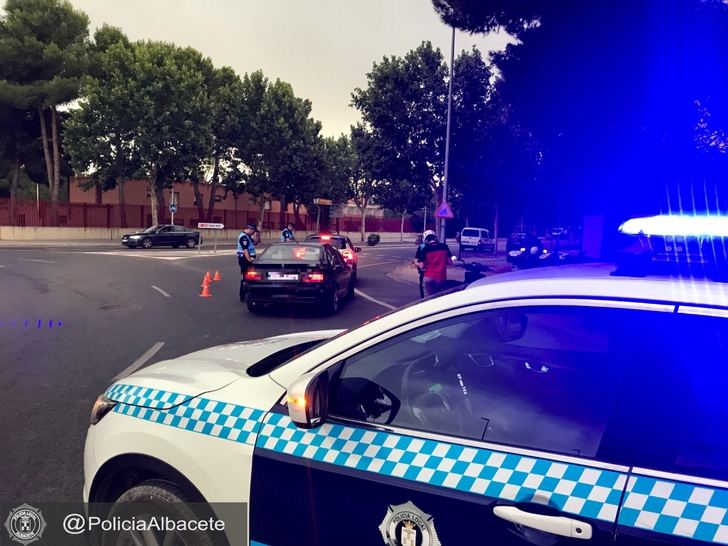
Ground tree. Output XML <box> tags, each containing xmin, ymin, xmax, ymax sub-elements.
<box><xmin>0</xmin><ymin>104</ymin><xmax>39</xmax><ymax>222</ymax></box>
<box><xmin>349</xmin><ymin>125</ymin><xmax>388</xmax><ymax>242</ymax></box>
<box><xmin>0</xmin><ymin>0</ymin><xmax>90</xmax><ymax>225</ymax></box>
<box><xmin>65</xmin><ymin>31</ymin><xmax>139</xmax><ymax>227</ymax></box>
<box><xmin>120</xmin><ymin>41</ymin><xmax>214</xmax><ymax>226</ymax></box>
<box><xmin>432</xmin><ymin>0</ymin><xmax>728</xmax><ymax>224</ymax></box>
<box><xmin>352</xmin><ymin>42</ymin><xmax>449</xmax><ymax>233</ymax></box>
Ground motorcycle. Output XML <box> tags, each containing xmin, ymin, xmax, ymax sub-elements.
<box><xmin>508</xmin><ymin>243</ymin><xmax>543</xmax><ymax>269</ymax></box>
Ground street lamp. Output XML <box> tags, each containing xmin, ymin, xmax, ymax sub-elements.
<box><xmin>441</xmin><ymin>26</ymin><xmax>455</xmax><ymax>243</ymax></box>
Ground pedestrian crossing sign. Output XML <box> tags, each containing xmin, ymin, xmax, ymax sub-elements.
<box><xmin>435</xmin><ymin>201</ymin><xmax>454</xmax><ymax>219</ymax></box>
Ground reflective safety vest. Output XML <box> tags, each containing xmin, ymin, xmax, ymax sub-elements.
<box><xmin>280</xmin><ymin>228</ymin><xmax>295</xmax><ymax>242</ymax></box>
<box><xmin>237</xmin><ymin>232</ymin><xmax>256</xmax><ymax>258</ymax></box>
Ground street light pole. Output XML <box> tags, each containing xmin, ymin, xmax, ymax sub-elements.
<box><xmin>441</xmin><ymin>26</ymin><xmax>455</xmax><ymax>243</ymax></box>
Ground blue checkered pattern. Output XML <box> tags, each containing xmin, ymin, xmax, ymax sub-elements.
<box><xmin>619</xmin><ymin>475</ymin><xmax>728</xmax><ymax>544</ymax></box>
<box><xmin>255</xmin><ymin>412</ymin><xmax>627</xmax><ymax>522</ymax></box>
<box><xmin>106</xmin><ymin>383</ymin><xmax>190</xmax><ymax>409</ymax></box>
<box><xmin>108</xmin><ymin>385</ymin><xmax>264</xmax><ymax>445</ymax></box>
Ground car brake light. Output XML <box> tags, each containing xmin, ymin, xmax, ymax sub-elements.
<box><xmin>303</xmin><ymin>272</ymin><xmax>325</xmax><ymax>283</ymax></box>
<box><xmin>245</xmin><ymin>270</ymin><xmax>262</xmax><ymax>281</ymax></box>
<box><xmin>341</xmin><ymin>249</ymin><xmax>353</xmax><ymax>262</ymax></box>
<box><xmin>320</xmin><ymin>235</ymin><xmax>331</xmax><ymax>241</ymax></box>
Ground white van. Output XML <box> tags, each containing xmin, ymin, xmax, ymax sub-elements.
<box><xmin>459</xmin><ymin>227</ymin><xmax>494</xmax><ymax>251</ymax></box>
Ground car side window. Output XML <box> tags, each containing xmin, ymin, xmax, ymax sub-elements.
<box><xmin>609</xmin><ymin>312</ymin><xmax>728</xmax><ymax>480</ymax></box>
<box><xmin>328</xmin><ymin>306</ymin><xmax>647</xmax><ymax>460</ymax></box>
<box><xmin>325</xmin><ymin>246</ymin><xmax>343</xmax><ymax>266</ymax></box>
<box><xmin>160</xmin><ymin>226</ymin><xmax>171</xmax><ymax>232</ymax></box>
<box><xmin>172</xmin><ymin>226</ymin><xmax>187</xmax><ymax>232</ymax></box>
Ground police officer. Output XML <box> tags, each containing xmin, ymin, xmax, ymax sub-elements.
<box><xmin>280</xmin><ymin>222</ymin><xmax>296</xmax><ymax>242</ymax></box>
<box><xmin>238</xmin><ymin>223</ymin><xmax>257</xmax><ymax>302</ymax></box>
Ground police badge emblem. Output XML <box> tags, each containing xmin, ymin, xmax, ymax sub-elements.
<box><xmin>4</xmin><ymin>504</ymin><xmax>47</xmax><ymax>545</ymax></box>
<box><xmin>379</xmin><ymin>501</ymin><xmax>441</xmax><ymax>546</ymax></box>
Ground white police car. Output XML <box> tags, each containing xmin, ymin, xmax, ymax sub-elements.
<box><xmin>85</xmin><ymin>264</ymin><xmax>728</xmax><ymax>546</ymax></box>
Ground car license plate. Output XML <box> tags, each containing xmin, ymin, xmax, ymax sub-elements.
<box><xmin>268</xmin><ymin>272</ymin><xmax>299</xmax><ymax>280</ymax></box>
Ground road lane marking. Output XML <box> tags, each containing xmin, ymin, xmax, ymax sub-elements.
<box><xmin>113</xmin><ymin>342</ymin><xmax>166</xmax><ymax>381</ymax></box>
<box><xmin>354</xmin><ymin>289</ymin><xmax>396</xmax><ymax>310</ymax></box>
<box><xmin>357</xmin><ymin>261</ymin><xmax>399</xmax><ymax>269</ymax></box>
<box><xmin>0</xmin><ymin>265</ymin><xmax>6</xmax><ymax>268</ymax></box>
<box><xmin>151</xmin><ymin>285</ymin><xmax>171</xmax><ymax>298</ymax></box>
<box><xmin>21</xmin><ymin>258</ymin><xmax>56</xmax><ymax>263</ymax></box>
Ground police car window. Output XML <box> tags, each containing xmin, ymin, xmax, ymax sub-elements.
<box><xmin>612</xmin><ymin>312</ymin><xmax>728</xmax><ymax>480</ymax></box>
<box><xmin>329</xmin><ymin>306</ymin><xmax>637</xmax><ymax>459</ymax></box>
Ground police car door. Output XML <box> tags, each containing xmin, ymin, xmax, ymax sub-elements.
<box><xmin>249</xmin><ymin>302</ymin><xmax>661</xmax><ymax>546</ymax></box>
<box><xmin>611</xmin><ymin>308</ymin><xmax>728</xmax><ymax>546</ymax></box>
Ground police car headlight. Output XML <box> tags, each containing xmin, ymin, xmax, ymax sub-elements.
<box><xmin>90</xmin><ymin>394</ymin><xmax>117</xmax><ymax>425</ymax></box>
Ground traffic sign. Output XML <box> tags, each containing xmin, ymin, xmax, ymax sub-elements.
<box><xmin>169</xmin><ymin>202</ymin><xmax>177</xmax><ymax>214</ymax></box>
<box><xmin>197</xmin><ymin>222</ymin><xmax>224</xmax><ymax>229</ymax></box>
<box><xmin>313</xmin><ymin>198</ymin><xmax>332</xmax><ymax>206</ymax></box>
<box><xmin>435</xmin><ymin>201</ymin><xmax>454</xmax><ymax>219</ymax></box>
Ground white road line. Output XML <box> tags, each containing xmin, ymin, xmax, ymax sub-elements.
<box><xmin>20</xmin><ymin>258</ymin><xmax>55</xmax><ymax>264</ymax></box>
<box><xmin>0</xmin><ymin>265</ymin><xmax>6</xmax><ymax>268</ymax></box>
<box><xmin>113</xmin><ymin>342</ymin><xmax>166</xmax><ymax>381</ymax></box>
<box><xmin>151</xmin><ymin>285</ymin><xmax>171</xmax><ymax>298</ymax></box>
<box><xmin>354</xmin><ymin>289</ymin><xmax>397</xmax><ymax>310</ymax></box>
<box><xmin>357</xmin><ymin>261</ymin><xmax>399</xmax><ymax>269</ymax></box>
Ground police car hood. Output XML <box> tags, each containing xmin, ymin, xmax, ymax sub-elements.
<box><xmin>105</xmin><ymin>330</ymin><xmax>342</xmax><ymax>409</ymax></box>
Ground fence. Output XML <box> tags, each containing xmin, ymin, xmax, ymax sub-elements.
<box><xmin>0</xmin><ymin>198</ymin><xmax>424</xmax><ymax>233</ymax></box>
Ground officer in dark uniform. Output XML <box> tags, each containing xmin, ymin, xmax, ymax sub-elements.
<box><xmin>238</xmin><ymin>223</ymin><xmax>257</xmax><ymax>302</ymax></box>
<box><xmin>280</xmin><ymin>222</ymin><xmax>296</xmax><ymax>242</ymax></box>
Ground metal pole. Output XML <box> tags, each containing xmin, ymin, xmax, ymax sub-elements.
<box><xmin>36</xmin><ymin>183</ymin><xmax>39</xmax><ymax>213</ymax></box>
<box><xmin>214</xmin><ymin>230</ymin><xmax>218</xmax><ymax>254</ymax></box>
<box><xmin>441</xmin><ymin>26</ymin><xmax>455</xmax><ymax>243</ymax></box>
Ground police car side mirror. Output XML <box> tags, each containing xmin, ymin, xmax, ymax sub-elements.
<box><xmin>286</xmin><ymin>371</ymin><xmax>329</xmax><ymax>429</ymax></box>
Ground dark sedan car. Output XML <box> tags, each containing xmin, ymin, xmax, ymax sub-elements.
<box><xmin>305</xmin><ymin>233</ymin><xmax>361</xmax><ymax>278</ymax></box>
<box><xmin>244</xmin><ymin>242</ymin><xmax>354</xmax><ymax>314</ymax></box>
<box><xmin>121</xmin><ymin>225</ymin><xmax>201</xmax><ymax>249</ymax></box>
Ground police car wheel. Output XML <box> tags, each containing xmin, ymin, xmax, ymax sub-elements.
<box><xmin>347</xmin><ymin>278</ymin><xmax>355</xmax><ymax>298</ymax></box>
<box><xmin>101</xmin><ymin>480</ymin><xmax>215</xmax><ymax>546</ymax></box>
<box><xmin>186</xmin><ymin>238</ymin><xmax>197</xmax><ymax>249</ymax></box>
<box><xmin>141</xmin><ymin>238</ymin><xmax>152</xmax><ymax>249</ymax></box>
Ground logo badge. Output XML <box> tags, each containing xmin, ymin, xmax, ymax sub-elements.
<box><xmin>4</xmin><ymin>504</ymin><xmax>47</xmax><ymax>545</ymax></box>
<box><xmin>379</xmin><ymin>501</ymin><xmax>441</xmax><ymax>546</ymax></box>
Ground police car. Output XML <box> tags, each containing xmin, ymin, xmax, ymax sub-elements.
<box><xmin>85</xmin><ymin>264</ymin><xmax>728</xmax><ymax>546</ymax></box>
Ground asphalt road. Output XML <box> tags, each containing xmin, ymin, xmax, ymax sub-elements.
<box><xmin>0</xmin><ymin>242</ymin><xmax>422</xmax><ymax>504</ymax></box>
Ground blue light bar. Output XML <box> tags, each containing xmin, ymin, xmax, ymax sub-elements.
<box><xmin>619</xmin><ymin>215</ymin><xmax>728</xmax><ymax>237</ymax></box>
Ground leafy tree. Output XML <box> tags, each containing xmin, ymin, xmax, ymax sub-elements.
<box><xmin>433</xmin><ymin>0</ymin><xmax>728</xmax><ymax>224</ymax></box>
<box><xmin>119</xmin><ymin>41</ymin><xmax>214</xmax><ymax>225</ymax></box>
<box><xmin>352</xmin><ymin>42</ymin><xmax>449</xmax><ymax>233</ymax></box>
<box><xmin>0</xmin><ymin>104</ymin><xmax>40</xmax><ymax>221</ymax></box>
<box><xmin>65</xmin><ymin>32</ymin><xmax>140</xmax><ymax>227</ymax></box>
<box><xmin>349</xmin><ymin>125</ymin><xmax>388</xmax><ymax>242</ymax></box>
<box><xmin>0</xmin><ymin>0</ymin><xmax>90</xmax><ymax>225</ymax></box>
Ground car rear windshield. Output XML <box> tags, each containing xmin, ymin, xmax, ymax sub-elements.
<box><xmin>259</xmin><ymin>245</ymin><xmax>322</xmax><ymax>263</ymax></box>
<box><xmin>461</xmin><ymin>229</ymin><xmax>482</xmax><ymax>237</ymax></box>
<box><xmin>308</xmin><ymin>236</ymin><xmax>347</xmax><ymax>249</ymax></box>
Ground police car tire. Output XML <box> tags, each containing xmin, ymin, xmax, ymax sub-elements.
<box><xmin>186</xmin><ymin>238</ymin><xmax>197</xmax><ymax>249</ymax></box>
<box><xmin>324</xmin><ymin>289</ymin><xmax>339</xmax><ymax>314</ymax></box>
<box><xmin>101</xmin><ymin>480</ymin><xmax>215</xmax><ymax>546</ymax></box>
<box><xmin>141</xmin><ymin>238</ymin><xmax>152</xmax><ymax>249</ymax></box>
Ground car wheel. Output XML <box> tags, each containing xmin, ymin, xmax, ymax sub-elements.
<box><xmin>324</xmin><ymin>288</ymin><xmax>340</xmax><ymax>314</ymax></box>
<box><xmin>347</xmin><ymin>278</ymin><xmax>355</xmax><ymax>299</ymax></box>
<box><xmin>100</xmin><ymin>480</ymin><xmax>216</xmax><ymax>546</ymax></box>
<box><xmin>186</xmin><ymin>238</ymin><xmax>197</xmax><ymax>249</ymax></box>
<box><xmin>247</xmin><ymin>301</ymin><xmax>261</xmax><ymax>313</ymax></box>
<box><xmin>141</xmin><ymin>238</ymin><xmax>153</xmax><ymax>249</ymax></box>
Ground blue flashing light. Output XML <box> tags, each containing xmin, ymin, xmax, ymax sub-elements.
<box><xmin>619</xmin><ymin>215</ymin><xmax>728</xmax><ymax>237</ymax></box>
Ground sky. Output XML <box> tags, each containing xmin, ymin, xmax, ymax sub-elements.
<box><xmin>68</xmin><ymin>0</ymin><xmax>512</xmax><ymax>137</ymax></box>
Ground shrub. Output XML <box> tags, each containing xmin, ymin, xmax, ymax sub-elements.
<box><xmin>367</xmin><ymin>233</ymin><xmax>381</xmax><ymax>246</ymax></box>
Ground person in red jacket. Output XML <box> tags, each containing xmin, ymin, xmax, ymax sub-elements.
<box><xmin>415</xmin><ymin>232</ymin><xmax>453</xmax><ymax>296</ymax></box>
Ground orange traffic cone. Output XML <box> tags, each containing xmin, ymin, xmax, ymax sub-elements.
<box><xmin>204</xmin><ymin>271</ymin><xmax>212</xmax><ymax>284</ymax></box>
<box><xmin>213</xmin><ymin>270</ymin><xmax>222</xmax><ymax>281</ymax></box>
<box><xmin>199</xmin><ymin>275</ymin><xmax>212</xmax><ymax>297</ymax></box>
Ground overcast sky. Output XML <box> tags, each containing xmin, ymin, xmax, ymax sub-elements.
<box><xmin>68</xmin><ymin>0</ymin><xmax>511</xmax><ymax>137</ymax></box>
